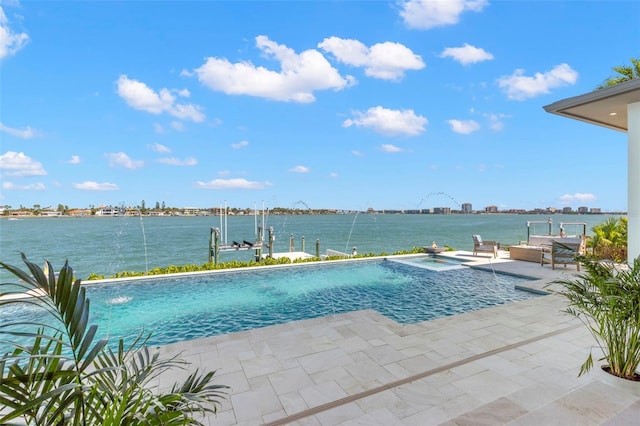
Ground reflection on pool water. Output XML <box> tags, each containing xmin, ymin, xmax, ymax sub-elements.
<box><xmin>3</xmin><ymin>258</ymin><xmax>542</xmax><ymax>348</ymax></box>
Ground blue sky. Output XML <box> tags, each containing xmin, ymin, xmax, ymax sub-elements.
<box><xmin>0</xmin><ymin>1</ymin><xmax>637</xmax><ymax>212</ymax></box>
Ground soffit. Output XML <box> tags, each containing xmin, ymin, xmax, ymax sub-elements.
<box><xmin>543</xmin><ymin>79</ymin><xmax>640</xmax><ymax>132</ymax></box>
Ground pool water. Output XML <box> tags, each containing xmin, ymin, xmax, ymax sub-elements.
<box><xmin>2</xmin><ymin>258</ymin><xmax>541</xmax><ymax>348</ymax></box>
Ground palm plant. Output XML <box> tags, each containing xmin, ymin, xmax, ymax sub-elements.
<box><xmin>587</xmin><ymin>217</ymin><xmax>628</xmax><ymax>262</ymax></box>
<box><xmin>0</xmin><ymin>253</ymin><xmax>228</xmax><ymax>425</ymax></box>
<box><xmin>597</xmin><ymin>57</ymin><xmax>640</xmax><ymax>89</ymax></box>
<box><xmin>550</xmin><ymin>256</ymin><xmax>640</xmax><ymax>381</ymax></box>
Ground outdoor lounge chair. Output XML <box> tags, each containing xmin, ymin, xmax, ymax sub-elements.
<box><xmin>540</xmin><ymin>240</ymin><xmax>582</xmax><ymax>271</ymax></box>
<box><xmin>472</xmin><ymin>235</ymin><xmax>498</xmax><ymax>258</ymax></box>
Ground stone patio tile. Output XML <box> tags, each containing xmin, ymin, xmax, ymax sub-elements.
<box><xmin>460</xmin><ymin>334</ymin><xmax>508</xmax><ymax>353</ymax></box>
<box><xmin>400</xmin><ymin>405</ymin><xmax>450</xmax><ymax>425</ymax></box>
<box><xmin>364</xmin><ymin>343</ymin><xmax>407</xmax><ymax>365</ymax></box>
<box><xmin>200</xmin><ymin>351</ymin><xmax>243</xmax><ymax>375</ymax></box>
<box><xmin>335</xmin><ymin>335</ymin><xmax>372</xmax><ymax>353</ymax></box>
<box><xmin>427</xmin><ymin>339</ymin><xmax>469</xmax><ymax>359</ymax></box>
<box><xmin>451</xmin><ymin>369</ymin><xmax>521</xmax><ymax>404</ymax></box>
<box><xmin>240</xmin><ymin>354</ymin><xmax>284</xmax><ymax>378</ymax></box>
<box><xmin>287</xmin><ymin>416</ymin><xmax>322</xmax><ymax>425</ymax></box>
<box><xmin>250</xmin><ymin>339</ymin><xmax>274</xmax><ymax>357</ymax></box>
<box><xmin>447</xmin><ymin>397</ymin><xmax>528</xmax><ymax>425</ymax></box>
<box><xmin>298</xmin><ymin>348</ymin><xmax>354</xmax><ymax>375</ymax></box>
<box><xmin>343</xmin><ymin>357</ymin><xmax>399</xmax><ymax>388</ymax></box>
<box><xmin>302</xmin><ymin>335</ymin><xmax>341</xmax><ymax>352</ymax></box>
<box><xmin>601</xmin><ymin>400</ymin><xmax>640</xmax><ymax>426</ymax></box>
<box><xmin>299</xmin><ymin>380</ymin><xmax>348</xmax><ymax>407</ymax></box>
<box><xmin>215</xmin><ymin>369</ymin><xmax>250</xmax><ymax>394</ymax></box>
<box><xmin>355</xmin><ymin>389</ymin><xmax>420</xmax><ymax>420</ymax></box>
<box><xmin>216</xmin><ymin>337</ymin><xmax>254</xmax><ymax>358</ymax></box>
<box><xmin>308</xmin><ymin>324</ymin><xmax>345</xmax><ymax>341</ymax></box>
<box><xmin>248</xmin><ymin>374</ymin><xmax>273</xmax><ymax>391</ymax></box>
<box><xmin>262</xmin><ymin>409</ymin><xmax>289</xmax><ymax>424</ymax></box>
<box><xmin>338</xmin><ymin>407</ymin><xmax>402</xmax><ymax>425</ymax></box>
<box><xmin>268</xmin><ymin>366</ymin><xmax>315</xmax><ymax>395</ymax></box>
<box><xmin>277</xmin><ymin>389</ymin><xmax>311</xmax><ymax>416</ymax></box>
<box><xmin>505</xmin><ymin>381</ymin><xmax>575</xmax><ymax>412</ymax></box>
<box><xmin>312</xmin><ymin>402</ymin><xmax>365</xmax><ymax>426</ymax></box>
<box><xmin>476</xmin><ymin>353</ymin><xmax>530</xmax><ymax>377</ymax></box>
<box><xmin>230</xmin><ymin>387</ymin><xmax>282</xmax><ymax>423</ymax></box>
<box><xmin>393</xmin><ymin>379</ymin><xmax>449</xmax><ymax>410</ymax></box>
<box><xmin>384</xmin><ymin>361</ymin><xmax>412</xmax><ymax>380</ymax></box>
<box><xmin>310</xmin><ymin>366</ymin><xmax>360</xmax><ymax>392</ymax></box>
<box><xmin>433</xmin><ymin>392</ymin><xmax>483</xmax><ymax>419</ymax></box>
<box><xmin>395</xmin><ymin>354</ymin><xmax>440</xmax><ymax>375</ymax></box>
<box><xmin>204</xmin><ymin>408</ymin><xmax>236</xmax><ymax>426</ymax></box>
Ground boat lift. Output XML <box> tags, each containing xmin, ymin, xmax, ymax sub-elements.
<box><xmin>209</xmin><ymin>203</ymin><xmax>269</xmax><ymax>264</ymax></box>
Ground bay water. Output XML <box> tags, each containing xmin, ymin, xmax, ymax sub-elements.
<box><xmin>0</xmin><ymin>213</ymin><xmax>621</xmax><ymax>281</ymax></box>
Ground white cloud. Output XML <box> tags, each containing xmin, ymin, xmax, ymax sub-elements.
<box><xmin>484</xmin><ymin>113</ymin><xmax>506</xmax><ymax>131</ymax></box>
<box><xmin>156</xmin><ymin>157</ymin><xmax>198</xmax><ymax>166</ymax></box>
<box><xmin>193</xmin><ymin>178</ymin><xmax>271</xmax><ymax>190</ymax></box>
<box><xmin>497</xmin><ymin>63</ymin><xmax>578</xmax><ymax>100</ymax></box>
<box><xmin>153</xmin><ymin>123</ymin><xmax>164</xmax><ymax>133</ymax></box>
<box><xmin>0</xmin><ymin>122</ymin><xmax>38</xmax><ymax>139</ymax></box>
<box><xmin>343</xmin><ymin>106</ymin><xmax>427</xmax><ymax>136</ymax></box>
<box><xmin>116</xmin><ymin>75</ymin><xmax>205</xmax><ymax>122</ymax></box>
<box><xmin>440</xmin><ymin>43</ymin><xmax>493</xmax><ymax>65</ymax></box>
<box><xmin>447</xmin><ymin>119</ymin><xmax>480</xmax><ymax>134</ymax></box>
<box><xmin>318</xmin><ymin>37</ymin><xmax>424</xmax><ymax>80</ymax></box>
<box><xmin>352</xmin><ymin>150</ymin><xmax>364</xmax><ymax>157</ymax></box>
<box><xmin>328</xmin><ymin>172</ymin><xmax>338</xmax><ymax>178</ymax></box>
<box><xmin>66</xmin><ymin>155</ymin><xmax>81</xmax><ymax>164</ymax></box>
<box><xmin>2</xmin><ymin>181</ymin><xmax>45</xmax><ymax>190</ymax></box>
<box><xmin>0</xmin><ymin>151</ymin><xmax>46</xmax><ymax>176</ymax></box>
<box><xmin>560</xmin><ymin>193</ymin><xmax>597</xmax><ymax>203</ymax></box>
<box><xmin>231</xmin><ymin>140</ymin><xmax>249</xmax><ymax>149</ymax></box>
<box><xmin>289</xmin><ymin>165</ymin><xmax>310</xmax><ymax>173</ymax></box>
<box><xmin>380</xmin><ymin>144</ymin><xmax>403</xmax><ymax>153</ymax></box>
<box><xmin>399</xmin><ymin>0</ymin><xmax>489</xmax><ymax>30</ymax></box>
<box><xmin>0</xmin><ymin>6</ymin><xmax>29</xmax><ymax>59</ymax></box>
<box><xmin>105</xmin><ymin>152</ymin><xmax>144</xmax><ymax>170</ymax></box>
<box><xmin>193</xmin><ymin>35</ymin><xmax>353</xmax><ymax>103</ymax></box>
<box><xmin>148</xmin><ymin>143</ymin><xmax>171</xmax><ymax>153</ymax></box>
<box><xmin>73</xmin><ymin>181</ymin><xmax>119</xmax><ymax>191</ymax></box>
<box><xmin>170</xmin><ymin>121</ymin><xmax>185</xmax><ymax>131</ymax></box>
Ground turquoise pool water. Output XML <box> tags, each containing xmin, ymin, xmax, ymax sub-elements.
<box><xmin>2</xmin><ymin>257</ymin><xmax>541</xmax><ymax>348</ymax></box>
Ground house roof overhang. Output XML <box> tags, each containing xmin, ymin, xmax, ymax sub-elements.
<box><xmin>543</xmin><ymin>78</ymin><xmax>640</xmax><ymax>133</ymax></box>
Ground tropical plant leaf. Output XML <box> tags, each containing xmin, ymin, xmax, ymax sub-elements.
<box><xmin>1</xmin><ymin>253</ymin><xmax>227</xmax><ymax>424</ymax></box>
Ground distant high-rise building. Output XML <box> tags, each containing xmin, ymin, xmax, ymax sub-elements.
<box><xmin>434</xmin><ymin>207</ymin><xmax>451</xmax><ymax>214</ymax></box>
<box><xmin>578</xmin><ymin>206</ymin><xmax>588</xmax><ymax>214</ymax></box>
<box><xmin>590</xmin><ymin>208</ymin><xmax>602</xmax><ymax>213</ymax></box>
<box><xmin>461</xmin><ymin>203</ymin><xmax>473</xmax><ymax>213</ymax></box>
<box><xmin>563</xmin><ymin>207</ymin><xmax>573</xmax><ymax>214</ymax></box>
<box><xmin>485</xmin><ymin>205</ymin><xmax>498</xmax><ymax>213</ymax></box>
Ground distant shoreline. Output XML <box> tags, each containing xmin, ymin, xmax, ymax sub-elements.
<box><xmin>0</xmin><ymin>211</ymin><xmax>628</xmax><ymax>220</ymax></box>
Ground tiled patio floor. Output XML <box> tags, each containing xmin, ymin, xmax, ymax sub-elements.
<box><xmin>156</xmin><ymin>252</ymin><xmax>640</xmax><ymax>425</ymax></box>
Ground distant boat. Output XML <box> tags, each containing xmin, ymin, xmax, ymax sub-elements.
<box><xmin>8</xmin><ymin>218</ymin><xmax>22</xmax><ymax>221</ymax></box>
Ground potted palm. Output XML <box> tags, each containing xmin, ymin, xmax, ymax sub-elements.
<box><xmin>550</xmin><ymin>256</ymin><xmax>640</xmax><ymax>381</ymax></box>
<box><xmin>0</xmin><ymin>253</ymin><xmax>228</xmax><ymax>425</ymax></box>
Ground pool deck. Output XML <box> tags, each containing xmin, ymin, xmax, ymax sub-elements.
<box><xmin>156</xmin><ymin>250</ymin><xmax>640</xmax><ymax>425</ymax></box>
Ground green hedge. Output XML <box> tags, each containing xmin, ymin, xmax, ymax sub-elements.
<box><xmin>86</xmin><ymin>246</ymin><xmax>453</xmax><ymax>280</ymax></box>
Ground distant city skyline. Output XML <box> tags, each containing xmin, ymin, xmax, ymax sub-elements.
<box><xmin>0</xmin><ymin>201</ymin><xmax>621</xmax><ymax>216</ymax></box>
<box><xmin>1</xmin><ymin>1</ymin><xmax>637</xmax><ymax>211</ymax></box>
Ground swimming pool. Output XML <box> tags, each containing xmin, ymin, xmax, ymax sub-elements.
<box><xmin>2</xmin><ymin>257</ymin><xmax>542</xmax><ymax>348</ymax></box>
